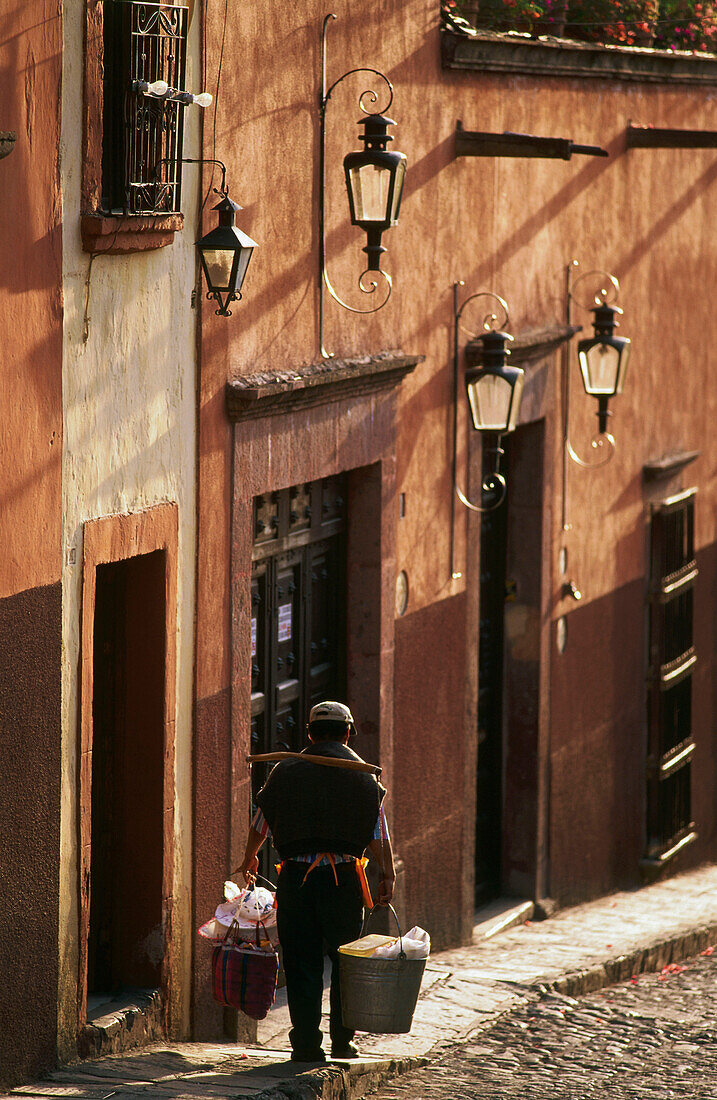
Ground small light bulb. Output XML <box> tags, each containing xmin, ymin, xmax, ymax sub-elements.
<box><xmin>149</xmin><ymin>79</ymin><xmax>169</xmax><ymax>96</ymax></box>
<box><xmin>193</xmin><ymin>91</ymin><xmax>213</xmax><ymax>108</ymax></box>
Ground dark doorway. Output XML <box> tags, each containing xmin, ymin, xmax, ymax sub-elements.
<box><xmin>88</xmin><ymin>550</ymin><xmax>167</xmax><ymax>998</ymax></box>
<box><xmin>250</xmin><ymin>477</ymin><xmax>347</xmax><ymax>880</ymax></box>
<box><xmin>475</xmin><ymin>442</ymin><xmax>510</xmax><ymax>905</ymax></box>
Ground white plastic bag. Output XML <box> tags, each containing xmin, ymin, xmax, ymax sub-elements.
<box><xmin>197</xmin><ymin>882</ymin><xmax>278</xmax><ymax>945</ymax></box>
<box><xmin>372</xmin><ymin>926</ymin><xmax>430</xmax><ymax>959</ymax></box>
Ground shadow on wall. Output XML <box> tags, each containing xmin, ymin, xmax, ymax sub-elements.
<box><xmin>549</xmin><ymin>575</ymin><xmax>646</xmax><ymax>905</ymax></box>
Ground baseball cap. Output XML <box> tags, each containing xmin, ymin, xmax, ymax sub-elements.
<box><xmin>308</xmin><ymin>700</ymin><xmax>354</xmax><ymax>725</ymax></box>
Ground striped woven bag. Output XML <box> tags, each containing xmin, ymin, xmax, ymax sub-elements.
<box><xmin>211</xmin><ymin>920</ymin><xmax>279</xmax><ymax>1020</ymax></box>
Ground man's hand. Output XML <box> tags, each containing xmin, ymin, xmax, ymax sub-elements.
<box><xmin>234</xmin><ymin>826</ymin><xmax>265</xmax><ymax>887</ymax></box>
<box><xmin>237</xmin><ymin>855</ymin><xmax>259</xmax><ymax>886</ymax></box>
<box><xmin>368</xmin><ymin>835</ymin><xmax>396</xmax><ymax>906</ymax></box>
<box><xmin>377</xmin><ymin>873</ymin><xmax>395</xmax><ymax>905</ymax></box>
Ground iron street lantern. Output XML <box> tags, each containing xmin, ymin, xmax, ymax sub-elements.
<box><xmin>576</xmin><ymin>301</ymin><xmax>630</xmax><ymax>434</ymax></box>
<box><xmin>343</xmin><ymin>113</ymin><xmax>407</xmax><ymax>272</ymax></box>
<box><xmin>464</xmin><ymin>329</ymin><xmax>524</xmax><ymax>435</ymax></box>
<box><xmin>196</xmin><ymin>194</ymin><xmax>257</xmax><ymax>316</ymax></box>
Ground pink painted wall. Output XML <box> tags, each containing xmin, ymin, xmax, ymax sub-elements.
<box><xmin>0</xmin><ymin>0</ymin><xmax>63</xmax><ymax>1086</ymax></box>
<box><xmin>195</xmin><ymin>0</ymin><xmax>717</xmax><ymax>998</ymax></box>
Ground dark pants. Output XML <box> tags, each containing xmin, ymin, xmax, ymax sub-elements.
<box><xmin>276</xmin><ymin>860</ymin><xmax>364</xmax><ymax>1055</ymax></box>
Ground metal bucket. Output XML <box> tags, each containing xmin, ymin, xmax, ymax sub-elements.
<box><xmin>339</xmin><ymin>905</ymin><xmax>427</xmax><ymax>1034</ymax></box>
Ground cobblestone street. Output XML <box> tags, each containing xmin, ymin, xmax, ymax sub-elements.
<box><xmin>371</xmin><ymin>949</ymin><xmax>717</xmax><ymax>1099</ymax></box>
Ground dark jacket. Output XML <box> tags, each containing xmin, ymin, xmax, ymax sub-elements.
<box><xmin>256</xmin><ymin>741</ymin><xmax>385</xmax><ymax>859</ymax></box>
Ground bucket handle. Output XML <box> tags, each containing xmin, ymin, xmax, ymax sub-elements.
<box><xmin>362</xmin><ymin>902</ymin><xmax>405</xmax><ymax>959</ymax></box>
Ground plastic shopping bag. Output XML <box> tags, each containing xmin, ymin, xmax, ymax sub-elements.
<box><xmin>198</xmin><ymin>882</ymin><xmax>278</xmax><ymax>945</ymax></box>
<box><xmin>371</xmin><ymin>926</ymin><xmax>430</xmax><ymax>959</ymax></box>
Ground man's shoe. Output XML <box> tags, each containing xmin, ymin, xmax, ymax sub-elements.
<box><xmin>290</xmin><ymin>1049</ymin><xmax>326</xmax><ymax>1063</ymax></box>
<box><xmin>330</xmin><ymin>1042</ymin><xmax>359</xmax><ymax>1059</ymax></box>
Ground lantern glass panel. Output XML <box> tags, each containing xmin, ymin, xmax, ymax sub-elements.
<box><xmin>347</xmin><ymin>163</ymin><xmax>393</xmax><ymax>222</ymax></box>
<box><xmin>615</xmin><ymin>341</ymin><xmax>630</xmax><ymax>393</ymax></box>
<box><xmin>467</xmin><ymin>373</ymin><xmax>514</xmax><ymax>433</ymax></box>
<box><xmin>390</xmin><ymin>159</ymin><xmax>406</xmax><ymax>223</ymax></box>
<box><xmin>506</xmin><ymin>369</ymin><xmax>525</xmax><ymax>432</ymax></box>
<box><xmin>201</xmin><ymin>248</ymin><xmax>237</xmax><ymax>292</ymax></box>
<box><xmin>234</xmin><ymin>246</ymin><xmax>253</xmax><ymax>293</ymax></box>
<box><xmin>579</xmin><ymin>341</ymin><xmax>621</xmax><ymax>396</ymax></box>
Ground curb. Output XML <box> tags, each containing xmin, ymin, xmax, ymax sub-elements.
<box><xmin>544</xmin><ymin>921</ymin><xmax>717</xmax><ymax>998</ymax></box>
<box><xmin>254</xmin><ymin>921</ymin><xmax>717</xmax><ymax>1099</ymax></box>
<box><xmin>254</xmin><ymin>1057</ymin><xmax>429</xmax><ymax>1100</ymax></box>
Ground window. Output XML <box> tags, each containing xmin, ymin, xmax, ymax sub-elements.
<box><xmin>644</xmin><ymin>488</ymin><xmax>698</xmax><ymax>867</ymax></box>
<box><xmin>102</xmin><ymin>1</ymin><xmax>188</xmax><ymax>215</ymax></box>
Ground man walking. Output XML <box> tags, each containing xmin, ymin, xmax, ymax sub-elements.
<box><xmin>237</xmin><ymin>701</ymin><xmax>395</xmax><ymax>1063</ymax></box>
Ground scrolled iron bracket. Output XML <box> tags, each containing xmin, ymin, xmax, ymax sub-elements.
<box><xmin>450</xmin><ymin>283</ymin><xmax>511</xmax><ymax>580</ymax></box>
<box><xmin>319</xmin><ymin>13</ymin><xmax>395</xmax><ymax>358</ymax></box>
<box><xmin>561</xmin><ymin>261</ymin><xmax>619</xmax><ymax>530</ymax></box>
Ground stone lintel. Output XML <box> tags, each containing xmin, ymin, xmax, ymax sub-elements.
<box><xmin>643</xmin><ymin>450</ymin><xmax>701</xmax><ymax>482</ymax></box>
<box><xmin>226</xmin><ymin>352</ymin><xmax>423</xmax><ymax>422</ymax></box>
<box><xmin>466</xmin><ymin>324</ymin><xmax>580</xmax><ymax>367</ymax></box>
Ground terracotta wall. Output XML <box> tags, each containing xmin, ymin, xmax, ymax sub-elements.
<box><xmin>0</xmin><ymin>0</ymin><xmax>63</xmax><ymax>1086</ymax></box>
<box><xmin>195</xmin><ymin>0</ymin><xmax>717</xmax><ymax>984</ymax></box>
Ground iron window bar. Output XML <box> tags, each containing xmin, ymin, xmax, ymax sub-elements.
<box><xmin>642</xmin><ymin>828</ymin><xmax>697</xmax><ymax>868</ymax></box>
<box><xmin>654</xmin><ymin>564</ymin><xmax>699</xmax><ymax>601</ymax></box>
<box><xmin>455</xmin><ymin>122</ymin><xmax>608</xmax><ymax>160</ymax></box>
<box><xmin>657</xmin><ymin>741</ymin><xmax>696</xmax><ymax>778</ymax></box>
<box><xmin>656</xmin><ymin>650</ymin><xmax>697</xmax><ymax>688</ymax></box>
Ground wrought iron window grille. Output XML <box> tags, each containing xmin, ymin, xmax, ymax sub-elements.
<box><xmin>103</xmin><ymin>1</ymin><xmax>189</xmax><ymax>216</ymax></box>
<box><xmin>643</xmin><ymin>488</ymin><xmax>698</xmax><ymax>869</ymax></box>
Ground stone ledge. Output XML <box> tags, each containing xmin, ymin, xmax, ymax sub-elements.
<box><xmin>81</xmin><ymin>212</ymin><xmax>184</xmax><ymax>254</ymax></box>
<box><xmin>226</xmin><ymin>352</ymin><xmax>424</xmax><ymax>422</ymax></box>
<box><xmin>78</xmin><ymin>989</ymin><xmax>164</xmax><ymax>1060</ymax></box>
<box><xmin>0</xmin><ymin>131</ymin><xmax>17</xmax><ymax>159</ymax></box>
<box><xmin>442</xmin><ymin>29</ymin><xmax>717</xmax><ymax>85</ymax></box>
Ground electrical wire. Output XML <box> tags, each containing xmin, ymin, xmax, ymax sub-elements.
<box><xmin>201</xmin><ymin>0</ymin><xmax>230</xmax><ymax>216</ymax></box>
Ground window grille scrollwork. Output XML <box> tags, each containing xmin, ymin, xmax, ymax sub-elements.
<box><xmin>103</xmin><ymin>1</ymin><xmax>188</xmax><ymax>216</ymax></box>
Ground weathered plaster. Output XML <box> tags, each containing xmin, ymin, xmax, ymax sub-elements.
<box><xmin>195</xmin><ymin>0</ymin><xmax>717</xmax><ymax>952</ymax></box>
<box><xmin>58</xmin><ymin>1</ymin><xmax>200</xmax><ymax>1059</ymax></box>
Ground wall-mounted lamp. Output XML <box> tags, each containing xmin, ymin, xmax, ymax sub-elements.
<box><xmin>561</xmin><ymin>263</ymin><xmax>631</xmax><ymax>530</ymax></box>
<box><xmin>196</xmin><ymin>193</ymin><xmax>257</xmax><ymax>316</ymax></box>
<box><xmin>319</xmin><ymin>14</ymin><xmax>407</xmax><ymax>357</ymax></box>
<box><xmin>343</xmin><ymin>113</ymin><xmax>407</xmax><ymax>272</ymax></box>
<box><xmin>450</xmin><ymin>284</ymin><xmax>525</xmax><ymax>579</ymax></box>
<box><xmin>464</xmin><ymin>328</ymin><xmax>524</xmax><ymax>437</ymax></box>
<box><xmin>576</xmin><ymin>300</ymin><xmax>631</xmax><ymax>436</ymax></box>
<box><xmin>152</xmin><ymin>156</ymin><xmax>258</xmax><ymax>317</ymax></box>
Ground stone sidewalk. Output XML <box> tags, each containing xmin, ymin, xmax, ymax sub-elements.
<box><xmin>9</xmin><ymin>863</ymin><xmax>717</xmax><ymax>1100</ymax></box>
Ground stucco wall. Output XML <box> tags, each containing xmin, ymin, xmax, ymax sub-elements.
<box><xmin>0</xmin><ymin>0</ymin><xmax>63</xmax><ymax>1086</ymax></box>
<box><xmin>58</xmin><ymin>1</ymin><xmax>201</xmax><ymax>1058</ymax></box>
<box><xmin>195</xmin><ymin>0</ymin><xmax>717</xmax><ymax>953</ymax></box>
